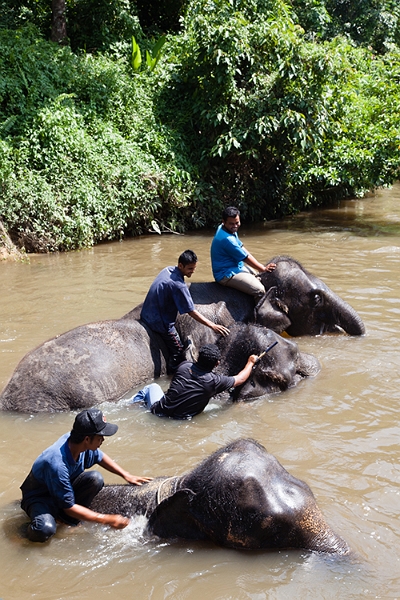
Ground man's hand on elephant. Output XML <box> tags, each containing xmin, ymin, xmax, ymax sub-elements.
<box><xmin>124</xmin><ymin>474</ymin><xmax>153</xmax><ymax>486</ymax></box>
<box><xmin>212</xmin><ymin>323</ymin><xmax>230</xmax><ymax>337</ymax></box>
<box><xmin>105</xmin><ymin>514</ymin><xmax>131</xmax><ymax>529</ymax></box>
<box><xmin>263</xmin><ymin>262</ymin><xmax>276</xmax><ymax>272</ymax></box>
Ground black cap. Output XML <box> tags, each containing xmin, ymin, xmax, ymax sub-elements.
<box><xmin>71</xmin><ymin>409</ymin><xmax>118</xmax><ymax>437</ymax></box>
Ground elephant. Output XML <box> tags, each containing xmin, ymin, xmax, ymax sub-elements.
<box><xmin>0</xmin><ymin>317</ymin><xmax>319</xmax><ymax>412</ymax></box>
<box><xmin>89</xmin><ymin>438</ymin><xmax>350</xmax><ymax>554</ymax></box>
<box><xmin>0</xmin><ymin>256</ymin><xmax>361</xmax><ymax>412</ymax></box>
<box><xmin>208</xmin><ymin>322</ymin><xmax>320</xmax><ymax>402</ymax></box>
<box><xmin>0</xmin><ymin>305</ymin><xmax>166</xmax><ymax>412</ymax></box>
<box><xmin>186</xmin><ymin>255</ymin><xmax>365</xmax><ymax>337</ymax></box>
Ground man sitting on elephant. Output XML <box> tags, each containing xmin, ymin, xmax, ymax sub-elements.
<box><xmin>20</xmin><ymin>409</ymin><xmax>151</xmax><ymax>542</ymax></box>
<box><xmin>140</xmin><ymin>249</ymin><xmax>229</xmax><ymax>373</ymax></box>
<box><xmin>131</xmin><ymin>343</ymin><xmax>258</xmax><ymax>419</ymax></box>
<box><xmin>211</xmin><ymin>206</ymin><xmax>276</xmax><ymax>302</ymax></box>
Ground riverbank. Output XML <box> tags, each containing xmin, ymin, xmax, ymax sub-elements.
<box><xmin>0</xmin><ymin>221</ymin><xmax>24</xmax><ymax>261</ymax></box>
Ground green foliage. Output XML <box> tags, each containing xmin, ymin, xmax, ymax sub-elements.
<box><xmin>0</xmin><ymin>0</ymin><xmax>51</xmax><ymax>33</ymax></box>
<box><xmin>291</xmin><ymin>0</ymin><xmax>400</xmax><ymax>53</ymax></box>
<box><xmin>157</xmin><ymin>0</ymin><xmax>400</xmax><ymax>221</ymax></box>
<box><xmin>131</xmin><ymin>35</ymin><xmax>142</xmax><ymax>71</ymax></box>
<box><xmin>0</xmin><ymin>1</ymin><xmax>142</xmax><ymax>52</ymax></box>
<box><xmin>0</xmin><ymin>26</ymin><xmax>194</xmax><ymax>251</ymax></box>
<box><xmin>131</xmin><ymin>34</ymin><xmax>166</xmax><ymax>72</ymax></box>
<box><xmin>1</xmin><ymin>0</ymin><xmax>400</xmax><ymax>251</ymax></box>
<box><xmin>67</xmin><ymin>0</ymin><xmax>140</xmax><ymax>52</ymax></box>
<box><xmin>146</xmin><ymin>35</ymin><xmax>166</xmax><ymax>71</ymax></box>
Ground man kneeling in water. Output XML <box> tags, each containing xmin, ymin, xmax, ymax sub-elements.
<box><xmin>20</xmin><ymin>409</ymin><xmax>152</xmax><ymax>542</ymax></box>
<box><xmin>132</xmin><ymin>344</ymin><xmax>257</xmax><ymax>419</ymax></box>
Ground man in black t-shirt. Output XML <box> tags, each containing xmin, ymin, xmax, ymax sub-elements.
<box><xmin>131</xmin><ymin>344</ymin><xmax>258</xmax><ymax>419</ymax></box>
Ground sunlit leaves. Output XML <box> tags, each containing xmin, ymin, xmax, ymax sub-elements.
<box><xmin>131</xmin><ymin>35</ymin><xmax>142</xmax><ymax>71</ymax></box>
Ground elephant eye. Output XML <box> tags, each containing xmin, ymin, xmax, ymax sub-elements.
<box><xmin>313</xmin><ymin>293</ymin><xmax>323</xmax><ymax>307</ymax></box>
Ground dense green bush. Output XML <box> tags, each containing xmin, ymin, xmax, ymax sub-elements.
<box><xmin>0</xmin><ymin>0</ymin><xmax>188</xmax><ymax>49</ymax></box>
<box><xmin>1</xmin><ymin>0</ymin><xmax>400</xmax><ymax>251</ymax></box>
<box><xmin>0</xmin><ymin>27</ymin><xmax>194</xmax><ymax>251</ymax></box>
<box><xmin>158</xmin><ymin>0</ymin><xmax>400</xmax><ymax>220</ymax></box>
<box><xmin>291</xmin><ymin>0</ymin><xmax>400</xmax><ymax>52</ymax></box>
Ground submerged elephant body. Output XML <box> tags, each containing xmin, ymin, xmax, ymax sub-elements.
<box><xmin>0</xmin><ymin>309</ymin><xmax>168</xmax><ymax>412</ymax></box>
<box><xmin>90</xmin><ymin>438</ymin><xmax>350</xmax><ymax>554</ymax></box>
<box><xmin>0</xmin><ymin>256</ymin><xmax>362</xmax><ymax>412</ymax></box>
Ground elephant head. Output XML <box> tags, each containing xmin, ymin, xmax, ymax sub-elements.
<box><xmin>90</xmin><ymin>438</ymin><xmax>350</xmax><ymax>554</ymax></box>
<box><xmin>256</xmin><ymin>256</ymin><xmax>365</xmax><ymax>336</ymax></box>
<box><xmin>215</xmin><ymin>323</ymin><xmax>320</xmax><ymax>400</ymax></box>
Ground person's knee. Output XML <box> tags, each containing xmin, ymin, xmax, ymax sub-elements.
<box><xmin>146</xmin><ymin>382</ymin><xmax>165</xmax><ymax>407</ymax></box>
<box><xmin>84</xmin><ymin>470</ymin><xmax>104</xmax><ymax>493</ymax></box>
<box><xmin>254</xmin><ymin>286</ymin><xmax>266</xmax><ymax>302</ymax></box>
<box><xmin>27</xmin><ymin>514</ymin><xmax>57</xmax><ymax>543</ymax></box>
<box><xmin>73</xmin><ymin>471</ymin><xmax>104</xmax><ymax>508</ymax></box>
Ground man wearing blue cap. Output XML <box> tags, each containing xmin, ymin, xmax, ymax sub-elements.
<box><xmin>20</xmin><ymin>408</ymin><xmax>151</xmax><ymax>542</ymax></box>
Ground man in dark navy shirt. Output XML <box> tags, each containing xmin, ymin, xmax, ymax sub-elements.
<box><xmin>132</xmin><ymin>344</ymin><xmax>258</xmax><ymax>419</ymax></box>
<box><xmin>140</xmin><ymin>250</ymin><xmax>229</xmax><ymax>372</ymax></box>
<box><xmin>20</xmin><ymin>409</ymin><xmax>151</xmax><ymax>542</ymax></box>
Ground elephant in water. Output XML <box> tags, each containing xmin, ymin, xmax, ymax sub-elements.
<box><xmin>89</xmin><ymin>438</ymin><xmax>350</xmax><ymax>554</ymax></box>
<box><xmin>211</xmin><ymin>322</ymin><xmax>320</xmax><ymax>402</ymax></box>
<box><xmin>0</xmin><ymin>256</ymin><xmax>360</xmax><ymax>412</ymax></box>
<box><xmin>187</xmin><ymin>255</ymin><xmax>365</xmax><ymax>337</ymax></box>
<box><xmin>0</xmin><ymin>320</ymin><xmax>319</xmax><ymax>412</ymax></box>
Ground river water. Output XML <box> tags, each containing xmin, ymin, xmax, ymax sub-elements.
<box><xmin>1</xmin><ymin>185</ymin><xmax>400</xmax><ymax>600</ymax></box>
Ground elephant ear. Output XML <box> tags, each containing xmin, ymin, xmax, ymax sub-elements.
<box><xmin>147</xmin><ymin>489</ymin><xmax>206</xmax><ymax>540</ymax></box>
<box><xmin>254</xmin><ymin>286</ymin><xmax>291</xmax><ymax>333</ymax></box>
<box><xmin>296</xmin><ymin>352</ymin><xmax>321</xmax><ymax>377</ymax></box>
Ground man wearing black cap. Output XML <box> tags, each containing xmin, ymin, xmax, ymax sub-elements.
<box><xmin>20</xmin><ymin>408</ymin><xmax>151</xmax><ymax>542</ymax></box>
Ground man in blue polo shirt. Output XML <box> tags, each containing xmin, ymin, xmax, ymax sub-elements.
<box><xmin>141</xmin><ymin>249</ymin><xmax>229</xmax><ymax>373</ymax></box>
<box><xmin>20</xmin><ymin>408</ymin><xmax>151</xmax><ymax>542</ymax></box>
<box><xmin>211</xmin><ymin>206</ymin><xmax>276</xmax><ymax>302</ymax></box>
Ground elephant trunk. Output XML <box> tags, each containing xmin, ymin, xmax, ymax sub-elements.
<box><xmin>296</xmin><ymin>352</ymin><xmax>321</xmax><ymax>377</ymax></box>
<box><xmin>326</xmin><ymin>291</ymin><xmax>365</xmax><ymax>336</ymax></box>
<box><xmin>298</xmin><ymin>505</ymin><xmax>351</xmax><ymax>555</ymax></box>
<box><xmin>305</xmin><ymin>527</ymin><xmax>351</xmax><ymax>555</ymax></box>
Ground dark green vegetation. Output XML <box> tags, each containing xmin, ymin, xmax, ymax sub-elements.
<box><xmin>1</xmin><ymin>0</ymin><xmax>400</xmax><ymax>251</ymax></box>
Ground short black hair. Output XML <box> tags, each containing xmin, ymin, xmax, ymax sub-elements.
<box><xmin>222</xmin><ymin>206</ymin><xmax>240</xmax><ymax>221</ymax></box>
<box><xmin>197</xmin><ymin>344</ymin><xmax>221</xmax><ymax>371</ymax></box>
<box><xmin>69</xmin><ymin>431</ymin><xmax>96</xmax><ymax>444</ymax></box>
<box><xmin>178</xmin><ymin>250</ymin><xmax>198</xmax><ymax>266</ymax></box>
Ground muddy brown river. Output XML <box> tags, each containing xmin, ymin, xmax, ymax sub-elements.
<box><xmin>1</xmin><ymin>185</ymin><xmax>400</xmax><ymax>599</ymax></box>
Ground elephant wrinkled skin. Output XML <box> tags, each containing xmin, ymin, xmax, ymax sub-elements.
<box><xmin>0</xmin><ymin>256</ymin><xmax>361</xmax><ymax>412</ymax></box>
<box><xmin>186</xmin><ymin>255</ymin><xmax>365</xmax><ymax>337</ymax></box>
<box><xmin>215</xmin><ymin>323</ymin><xmax>320</xmax><ymax>401</ymax></box>
<box><xmin>90</xmin><ymin>438</ymin><xmax>350</xmax><ymax>554</ymax></box>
